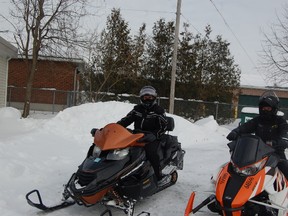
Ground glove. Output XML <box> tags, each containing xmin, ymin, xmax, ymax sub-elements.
<box><xmin>226</xmin><ymin>130</ymin><xmax>238</xmax><ymax>141</ymax></box>
<box><xmin>273</xmin><ymin>140</ymin><xmax>287</xmax><ymax>150</ymax></box>
<box><xmin>137</xmin><ymin>133</ymin><xmax>156</xmax><ymax>143</ymax></box>
<box><xmin>90</xmin><ymin>128</ymin><xmax>98</xmax><ymax>137</ymax></box>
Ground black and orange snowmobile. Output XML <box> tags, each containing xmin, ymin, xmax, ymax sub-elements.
<box><xmin>26</xmin><ymin>117</ymin><xmax>185</xmax><ymax>216</ymax></box>
<box><xmin>185</xmin><ymin>134</ymin><xmax>288</xmax><ymax>216</ymax></box>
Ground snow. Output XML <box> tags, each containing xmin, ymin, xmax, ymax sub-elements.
<box><xmin>0</xmin><ymin>101</ymin><xmax>237</xmax><ymax>216</ymax></box>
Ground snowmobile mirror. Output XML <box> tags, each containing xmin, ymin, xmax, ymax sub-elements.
<box><xmin>90</xmin><ymin>128</ymin><xmax>98</xmax><ymax>137</ymax></box>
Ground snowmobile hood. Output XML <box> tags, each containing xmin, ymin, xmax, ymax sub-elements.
<box><xmin>94</xmin><ymin>123</ymin><xmax>144</xmax><ymax>150</ymax></box>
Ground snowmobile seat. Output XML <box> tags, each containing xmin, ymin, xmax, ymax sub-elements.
<box><xmin>158</xmin><ymin>117</ymin><xmax>177</xmax><ymax>161</ymax></box>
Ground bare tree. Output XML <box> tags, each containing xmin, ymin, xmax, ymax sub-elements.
<box><xmin>6</xmin><ymin>0</ymin><xmax>90</xmax><ymax>117</ymax></box>
<box><xmin>261</xmin><ymin>5</ymin><xmax>288</xmax><ymax>85</ymax></box>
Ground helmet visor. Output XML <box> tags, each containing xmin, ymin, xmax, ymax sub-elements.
<box><xmin>261</xmin><ymin>106</ymin><xmax>272</xmax><ymax>111</ymax></box>
<box><xmin>143</xmin><ymin>95</ymin><xmax>155</xmax><ymax>100</ymax></box>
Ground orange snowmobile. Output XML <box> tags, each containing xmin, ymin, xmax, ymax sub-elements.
<box><xmin>26</xmin><ymin>117</ymin><xmax>185</xmax><ymax>216</ymax></box>
<box><xmin>185</xmin><ymin>134</ymin><xmax>288</xmax><ymax>216</ymax></box>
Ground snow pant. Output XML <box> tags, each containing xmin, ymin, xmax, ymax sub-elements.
<box><xmin>144</xmin><ymin>140</ymin><xmax>162</xmax><ymax>180</ymax></box>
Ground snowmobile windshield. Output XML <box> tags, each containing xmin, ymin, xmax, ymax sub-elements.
<box><xmin>231</xmin><ymin>134</ymin><xmax>274</xmax><ymax>168</ymax></box>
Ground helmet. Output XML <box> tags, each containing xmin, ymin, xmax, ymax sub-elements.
<box><xmin>258</xmin><ymin>90</ymin><xmax>279</xmax><ymax>117</ymax></box>
<box><xmin>139</xmin><ymin>86</ymin><xmax>157</xmax><ymax>108</ymax></box>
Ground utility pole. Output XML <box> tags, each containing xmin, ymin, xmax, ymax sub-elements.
<box><xmin>169</xmin><ymin>0</ymin><xmax>182</xmax><ymax>114</ymax></box>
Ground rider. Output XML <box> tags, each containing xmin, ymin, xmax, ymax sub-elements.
<box><xmin>117</xmin><ymin>86</ymin><xmax>168</xmax><ymax>181</ymax></box>
<box><xmin>226</xmin><ymin>90</ymin><xmax>288</xmax><ymax>178</ymax></box>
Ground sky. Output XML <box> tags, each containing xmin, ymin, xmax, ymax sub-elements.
<box><xmin>0</xmin><ymin>0</ymin><xmax>287</xmax><ymax>87</ymax></box>
<box><xmin>0</xmin><ymin>101</ymin><xmax>235</xmax><ymax>216</ymax></box>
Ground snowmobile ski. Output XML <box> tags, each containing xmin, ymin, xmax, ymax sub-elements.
<box><xmin>185</xmin><ymin>192</ymin><xmax>215</xmax><ymax>215</ymax></box>
<box><xmin>26</xmin><ymin>189</ymin><xmax>75</xmax><ymax>212</ymax></box>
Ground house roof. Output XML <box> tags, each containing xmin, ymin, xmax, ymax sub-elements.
<box><xmin>13</xmin><ymin>55</ymin><xmax>85</xmax><ymax>72</ymax></box>
<box><xmin>238</xmin><ymin>85</ymin><xmax>288</xmax><ymax>98</ymax></box>
<box><xmin>0</xmin><ymin>36</ymin><xmax>17</xmax><ymax>58</ymax></box>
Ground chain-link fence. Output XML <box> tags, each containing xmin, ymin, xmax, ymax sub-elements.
<box><xmin>7</xmin><ymin>87</ymin><xmax>236</xmax><ymax>124</ymax></box>
<box><xmin>76</xmin><ymin>91</ymin><xmax>236</xmax><ymax>124</ymax></box>
<box><xmin>8</xmin><ymin>87</ymin><xmax>288</xmax><ymax>124</ymax></box>
<box><xmin>7</xmin><ymin>86</ymin><xmax>76</xmax><ymax>114</ymax></box>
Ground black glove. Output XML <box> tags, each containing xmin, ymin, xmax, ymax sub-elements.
<box><xmin>90</xmin><ymin>128</ymin><xmax>98</xmax><ymax>137</ymax></box>
<box><xmin>137</xmin><ymin>133</ymin><xmax>156</xmax><ymax>143</ymax></box>
<box><xmin>226</xmin><ymin>130</ymin><xmax>238</xmax><ymax>141</ymax></box>
<box><xmin>273</xmin><ymin>139</ymin><xmax>287</xmax><ymax>150</ymax></box>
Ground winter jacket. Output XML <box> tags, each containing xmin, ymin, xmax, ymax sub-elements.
<box><xmin>117</xmin><ymin>104</ymin><xmax>168</xmax><ymax>139</ymax></box>
<box><xmin>232</xmin><ymin>115</ymin><xmax>288</xmax><ymax>158</ymax></box>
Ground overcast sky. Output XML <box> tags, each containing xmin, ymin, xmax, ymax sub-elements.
<box><xmin>1</xmin><ymin>0</ymin><xmax>287</xmax><ymax>87</ymax></box>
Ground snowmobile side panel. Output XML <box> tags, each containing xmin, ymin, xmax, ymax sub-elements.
<box><xmin>215</xmin><ymin>164</ymin><xmax>230</xmax><ymax>207</ymax></box>
<box><xmin>94</xmin><ymin>124</ymin><xmax>144</xmax><ymax>150</ymax></box>
<box><xmin>81</xmin><ymin>187</ymin><xmax>112</xmax><ymax>204</ymax></box>
<box><xmin>118</xmin><ymin>173</ymin><xmax>158</xmax><ymax>200</ymax></box>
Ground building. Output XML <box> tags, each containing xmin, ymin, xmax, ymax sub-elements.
<box><xmin>7</xmin><ymin>56</ymin><xmax>84</xmax><ymax>112</ymax></box>
<box><xmin>0</xmin><ymin>36</ymin><xmax>17</xmax><ymax>108</ymax></box>
<box><xmin>234</xmin><ymin>85</ymin><xmax>288</xmax><ymax>117</ymax></box>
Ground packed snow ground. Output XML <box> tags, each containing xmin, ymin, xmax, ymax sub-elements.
<box><xmin>0</xmin><ymin>101</ymin><xmax>238</xmax><ymax>216</ymax></box>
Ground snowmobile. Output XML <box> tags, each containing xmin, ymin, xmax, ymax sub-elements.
<box><xmin>26</xmin><ymin>116</ymin><xmax>185</xmax><ymax>216</ymax></box>
<box><xmin>185</xmin><ymin>134</ymin><xmax>288</xmax><ymax>216</ymax></box>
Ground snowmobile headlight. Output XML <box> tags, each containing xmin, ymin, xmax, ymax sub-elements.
<box><xmin>92</xmin><ymin>145</ymin><xmax>101</xmax><ymax>157</ymax></box>
<box><xmin>232</xmin><ymin>157</ymin><xmax>268</xmax><ymax>176</ymax></box>
<box><xmin>106</xmin><ymin>148</ymin><xmax>129</xmax><ymax>160</ymax></box>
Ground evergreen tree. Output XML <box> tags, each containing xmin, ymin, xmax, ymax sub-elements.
<box><xmin>143</xmin><ymin>18</ymin><xmax>175</xmax><ymax>96</ymax></box>
<box><xmin>178</xmin><ymin>25</ymin><xmax>240</xmax><ymax>102</ymax></box>
<box><xmin>92</xmin><ymin>9</ymin><xmax>141</xmax><ymax>95</ymax></box>
<box><xmin>177</xmin><ymin>23</ymin><xmax>197</xmax><ymax>99</ymax></box>
<box><xmin>80</xmin><ymin>9</ymin><xmax>147</xmax><ymax>100</ymax></box>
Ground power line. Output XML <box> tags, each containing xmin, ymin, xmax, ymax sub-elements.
<box><xmin>181</xmin><ymin>14</ymin><xmax>202</xmax><ymax>35</ymax></box>
<box><xmin>118</xmin><ymin>8</ymin><xmax>175</xmax><ymax>15</ymax></box>
<box><xmin>208</xmin><ymin>0</ymin><xmax>267</xmax><ymax>86</ymax></box>
<box><xmin>87</xmin><ymin>3</ymin><xmax>176</xmax><ymax>15</ymax></box>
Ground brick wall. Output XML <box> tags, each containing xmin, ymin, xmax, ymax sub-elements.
<box><xmin>8</xmin><ymin>58</ymin><xmax>79</xmax><ymax>105</ymax></box>
<box><xmin>239</xmin><ymin>87</ymin><xmax>288</xmax><ymax>98</ymax></box>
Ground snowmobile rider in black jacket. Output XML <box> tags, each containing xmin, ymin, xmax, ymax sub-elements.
<box><xmin>117</xmin><ymin>86</ymin><xmax>168</xmax><ymax>181</ymax></box>
<box><xmin>226</xmin><ymin>90</ymin><xmax>288</xmax><ymax>178</ymax></box>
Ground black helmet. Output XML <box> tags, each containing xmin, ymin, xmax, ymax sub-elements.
<box><xmin>258</xmin><ymin>90</ymin><xmax>279</xmax><ymax>117</ymax></box>
<box><xmin>139</xmin><ymin>86</ymin><xmax>157</xmax><ymax>108</ymax></box>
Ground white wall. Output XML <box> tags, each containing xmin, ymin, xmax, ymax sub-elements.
<box><xmin>0</xmin><ymin>36</ymin><xmax>17</xmax><ymax>108</ymax></box>
<box><xmin>0</xmin><ymin>56</ymin><xmax>8</xmax><ymax>108</ymax></box>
